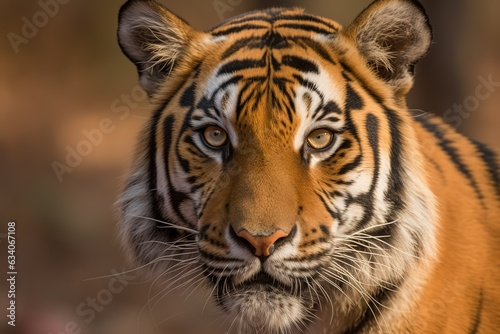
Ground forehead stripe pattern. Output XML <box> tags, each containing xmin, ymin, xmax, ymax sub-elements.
<box><xmin>211</xmin><ymin>10</ymin><xmax>339</xmax><ymax>35</ymax></box>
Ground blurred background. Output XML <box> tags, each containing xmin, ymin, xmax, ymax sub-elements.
<box><xmin>0</xmin><ymin>0</ymin><xmax>498</xmax><ymax>333</ymax></box>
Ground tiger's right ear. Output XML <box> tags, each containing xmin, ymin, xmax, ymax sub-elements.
<box><xmin>344</xmin><ymin>0</ymin><xmax>432</xmax><ymax>96</ymax></box>
<box><xmin>118</xmin><ymin>0</ymin><xmax>201</xmax><ymax>96</ymax></box>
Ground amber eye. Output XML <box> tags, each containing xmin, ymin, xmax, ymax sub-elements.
<box><xmin>307</xmin><ymin>129</ymin><xmax>335</xmax><ymax>151</ymax></box>
<box><xmin>202</xmin><ymin>125</ymin><xmax>228</xmax><ymax>148</ymax></box>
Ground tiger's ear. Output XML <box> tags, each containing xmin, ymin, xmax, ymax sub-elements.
<box><xmin>345</xmin><ymin>0</ymin><xmax>432</xmax><ymax>94</ymax></box>
<box><xmin>118</xmin><ymin>0</ymin><xmax>200</xmax><ymax>96</ymax></box>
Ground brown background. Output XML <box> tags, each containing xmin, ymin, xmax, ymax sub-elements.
<box><xmin>0</xmin><ymin>0</ymin><xmax>499</xmax><ymax>333</ymax></box>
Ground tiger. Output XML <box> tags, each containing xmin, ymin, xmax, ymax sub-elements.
<box><xmin>116</xmin><ymin>0</ymin><xmax>500</xmax><ymax>333</ymax></box>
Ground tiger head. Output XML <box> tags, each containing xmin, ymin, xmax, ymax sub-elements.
<box><xmin>118</xmin><ymin>0</ymin><xmax>437</xmax><ymax>332</ymax></box>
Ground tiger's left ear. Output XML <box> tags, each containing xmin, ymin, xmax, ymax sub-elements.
<box><xmin>345</xmin><ymin>0</ymin><xmax>432</xmax><ymax>94</ymax></box>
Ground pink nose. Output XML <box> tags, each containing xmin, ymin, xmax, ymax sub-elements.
<box><xmin>236</xmin><ymin>230</ymin><xmax>289</xmax><ymax>257</ymax></box>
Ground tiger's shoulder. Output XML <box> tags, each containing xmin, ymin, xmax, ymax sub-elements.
<box><xmin>409</xmin><ymin>111</ymin><xmax>500</xmax><ymax>333</ymax></box>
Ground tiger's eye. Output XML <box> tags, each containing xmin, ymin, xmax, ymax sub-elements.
<box><xmin>307</xmin><ymin>129</ymin><xmax>334</xmax><ymax>151</ymax></box>
<box><xmin>203</xmin><ymin>126</ymin><xmax>228</xmax><ymax>148</ymax></box>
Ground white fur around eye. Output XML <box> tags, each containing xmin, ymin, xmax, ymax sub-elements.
<box><xmin>294</xmin><ymin>87</ymin><xmax>322</xmax><ymax>151</ymax></box>
<box><xmin>293</xmin><ymin>68</ymin><xmax>345</xmax><ymax>156</ymax></box>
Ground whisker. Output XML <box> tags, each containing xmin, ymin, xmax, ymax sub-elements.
<box><xmin>151</xmin><ymin>268</ymin><xmax>206</xmax><ymax>310</ymax></box>
<box><xmin>83</xmin><ymin>254</ymin><xmax>194</xmax><ymax>281</ymax></box>
<box><xmin>182</xmin><ymin>271</ymin><xmax>210</xmax><ymax>302</ymax></box>
<box><xmin>128</xmin><ymin>214</ymin><xmax>198</xmax><ymax>234</ymax></box>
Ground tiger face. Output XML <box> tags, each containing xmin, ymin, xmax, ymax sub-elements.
<box><xmin>118</xmin><ymin>0</ymin><xmax>439</xmax><ymax>332</ymax></box>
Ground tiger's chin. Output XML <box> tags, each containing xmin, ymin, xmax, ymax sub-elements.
<box><xmin>220</xmin><ymin>282</ymin><xmax>308</xmax><ymax>334</ymax></box>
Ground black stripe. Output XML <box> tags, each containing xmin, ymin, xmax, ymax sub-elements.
<box><xmin>210</xmin><ymin>7</ymin><xmax>286</xmax><ymax>31</ymax></box>
<box><xmin>338</xmin><ymin>155</ymin><xmax>362</xmax><ymax>175</ymax></box>
<box><xmin>415</xmin><ymin>115</ymin><xmax>484</xmax><ymax>203</ymax></box>
<box><xmin>324</xmin><ymin>101</ymin><xmax>342</xmax><ymax>115</ymax></box>
<box><xmin>180</xmin><ymin>82</ymin><xmax>196</xmax><ymax>108</ymax></box>
<box><xmin>197</xmin><ymin>182</ymin><xmax>216</xmax><ymax>218</ymax></box>
<box><xmin>314</xmin><ymin>100</ymin><xmax>343</xmax><ymax>122</ymax></box>
<box><xmin>281</xmin><ymin>55</ymin><xmax>319</xmax><ymax>73</ymax></box>
<box><xmin>342</xmin><ymin>71</ymin><xmax>353</xmax><ymax>82</ymax></box>
<box><xmin>274</xmin><ymin>78</ymin><xmax>295</xmax><ymax>123</ymax></box>
<box><xmin>272</xmin><ymin>89</ymin><xmax>294</xmax><ymax>123</ymax></box>
<box><xmin>211</xmin><ymin>24</ymin><xmax>268</xmax><ymax>36</ymax></box>
<box><xmin>324</xmin><ymin>116</ymin><xmax>340</xmax><ymax>123</ymax></box>
<box><xmin>343</xmin><ymin>85</ymin><xmax>362</xmax><ymax>153</ymax></box>
<box><xmin>276</xmin><ymin>23</ymin><xmax>334</xmax><ymax>35</ymax></box>
<box><xmin>345</xmin><ymin>279</ymin><xmax>402</xmax><ymax>334</ymax></box>
<box><xmin>336</xmin><ymin>139</ymin><xmax>352</xmax><ymax>153</ymax></box>
<box><xmin>471</xmin><ymin>139</ymin><xmax>500</xmax><ymax>201</ymax></box>
<box><xmin>210</xmin><ymin>75</ymin><xmax>244</xmax><ymax>102</ymax></box>
<box><xmin>333</xmin><ymin>180</ymin><xmax>354</xmax><ymax>186</ymax></box>
<box><xmin>425</xmin><ymin>155</ymin><xmax>445</xmax><ymax>178</ymax></box>
<box><xmin>163</xmin><ymin>116</ymin><xmax>190</xmax><ymax>224</ymax></box>
<box><xmin>220</xmin><ymin>37</ymin><xmax>257</xmax><ymax>59</ymax></box>
<box><xmin>384</xmin><ymin>108</ymin><xmax>405</xmax><ymax>219</ymax></box>
<box><xmin>345</xmin><ymin>193</ymin><xmax>374</xmax><ymax>229</ymax></box>
<box><xmin>293</xmin><ymin>75</ymin><xmax>323</xmax><ymax>98</ymax></box>
<box><xmin>469</xmin><ymin>289</ymin><xmax>484</xmax><ymax>334</ymax></box>
<box><xmin>179</xmin><ymin>82</ymin><xmax>202</xmax><ymax>175</ymax></box>
<box><xmin>340</xmin><ymin>62</ymin><xmax>383</xmax><ymax>105</ymax></box>
<box><xmin>211</xmin><ymin>15</ymin><xmax>271</xmax><ymax>30</ymax></box>
<box><xmin>349</xmin><ymin>169</ymin><xmax>399</xmax><ymax>244</ymax></box>
<box><xmin>220</xmin><ymin>32</ymin><xmax>289</xmax><ymax>60</ymax></box>
<box><xmin>297</xmin><ymin>37</ymin><xmax>336</xmax><ymax>64</ymax></box>
<box><xmin>310</xmin><ymin>101</ymin><xmax>324</xmax><ymax>121</ymax></box>
<box><xmin>366</xmin><ymin>114</ymin><xmax>380</xmax><ymax>200</ymax></box>
<box><xmin>317</xmin><ymin>190</ymin><xmax>341</xmax><ymax>223</ymax></box>
<box><xmin>147</xmin><ymin>103</ymin><xmax>180</xmax><ymax>240</ymax></box>
<box><xmin>140</xmin><ymin>68</ymin><xmax>197</xmax><ymax>247</ymax></box>
<box><xmin>237</xmin><ymin>77</ymin><xmax>272</xmax><ymax>114</ymax></box>
<box><xmin>279</xmin><ymin>14</ymin><xmax>339</xmax><ymax>32</ymax></box>
<box><xmin>264</xmin><ymin>31</ymin><xmax>289</xmax><ymax>50</ymax></box>
<box><xmin>345</xmin><ymin>84</ymin><xmax>364</xmax><ymax>111</ymax></box>
<box><xmin>217</xmin><ymin>58</ymin><xmax>267</xmax><ymax>76</ymax></box>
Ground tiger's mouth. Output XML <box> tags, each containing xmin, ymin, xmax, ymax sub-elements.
<box><xmin>209</xmin><ymin>270</ymin><xmax>293</xmax><ymax>298</ymax></box>
<box><xmin>239</xmin><ymin>271</ymin><xmax>290</xmax><ymax>290</ymax></box>
<box><xmin>248</xmin><ymin>271</ymin><xmax>275</xmax><ymax>285</ymax></box>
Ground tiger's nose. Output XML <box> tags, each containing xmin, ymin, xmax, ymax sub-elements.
<box><xmin>232</xmin><ymin>226</ymin><xmax>296</xmax><ymax>257</ymax></box>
